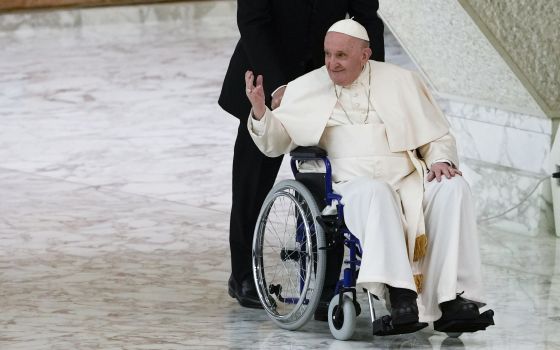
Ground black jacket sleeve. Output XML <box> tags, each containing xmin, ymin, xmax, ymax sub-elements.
<box><xmin>237</xmin><ymin>0</ymin><xmax>287</xmax><ymax>96</ymax></box>
<box><xmin>349</xmin><ymin>0</ymin><xmax>385</xmax><ymax>61</ymax></box>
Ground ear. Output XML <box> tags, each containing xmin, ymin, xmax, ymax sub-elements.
<box><xmin>362</xmin><ymin>47</ymin><xmax>372</xmax><ymax>62</ymax></box>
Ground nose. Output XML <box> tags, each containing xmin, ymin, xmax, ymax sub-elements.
<box><xmin>326</xmin><ymin>56</ymin><xmax>335</xmax><ymax>70</ymax></box>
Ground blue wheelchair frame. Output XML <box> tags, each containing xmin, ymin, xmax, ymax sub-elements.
<box><xmin>289</xmin><ymin>147</ymin><xmax>363</xmax><ymax>301</ymax></box>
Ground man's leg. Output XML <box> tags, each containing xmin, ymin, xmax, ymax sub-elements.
<box><xmin>421</xmin><ymin>176</ymin><xmax>485</xmax><ymax>322</ymax></box>
<box><xmin>334</xmin><ymin>178</ymin><xmax>420</xmax><ymax>326</ymax></box>
<box><xmin>229</xmin><ymin>122</ymin><xmax>283</xmax><ymax>307</ymax></box>
<box><xmin>335</xmin><ymin>178</ymin><xmax>417</xmax><ymax>293</ymax></box>
<box><xmin>314</xmin><ymin>241</ymin><xmax>344</xmax><ymax>321</ymax></box>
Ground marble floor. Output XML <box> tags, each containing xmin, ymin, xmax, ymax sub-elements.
<box><xmin>0</xmin><ymin>1</ymin><xmax>559</xmax><ymax>349</ymax></box>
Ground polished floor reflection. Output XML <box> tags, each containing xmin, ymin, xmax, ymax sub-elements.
<box><xmin>0</xmin><ymin>1</ymin><xmax>559</xmax><ymax>349</ymax></box>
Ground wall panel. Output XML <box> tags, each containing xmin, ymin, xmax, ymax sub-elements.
<box><xmin>0</xmin><ymin>0</ymin><xmax>201</xmax><ymax>12</ymax></box>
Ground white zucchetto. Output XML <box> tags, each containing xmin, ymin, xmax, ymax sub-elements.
<box><xmin>327</xmin><ymin>18</ymin><xmax>369</xmax><ymax>41</ymax></box>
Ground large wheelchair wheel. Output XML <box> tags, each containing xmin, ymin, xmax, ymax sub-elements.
<box><xmin>252</xmin><ymin>179</ymin><xmax>327</xmax><ymax>330</ymax></box>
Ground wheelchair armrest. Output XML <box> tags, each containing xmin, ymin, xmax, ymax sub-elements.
<box><xmin>289</xmin><ymin>146</ymin><xmax>341</xmax><ymax>206</ymax></box>
<box><xmin>289</xmin><ymin>146</ymin><xmax>327</xmax><ymax>160</ymax></box>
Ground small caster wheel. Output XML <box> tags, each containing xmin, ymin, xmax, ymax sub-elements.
<box><xmin>328</xmin><ymin>294</ymin><xmax>357</xmax><ymax>340</ymax></box>
<box><xmin>446</xmin><ymin>332</ymin><xmax>462</xmax><ymax>338</ymax></box>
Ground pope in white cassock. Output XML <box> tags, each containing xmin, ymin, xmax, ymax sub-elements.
<box><xmin>244</xmin><ymin>18</ymin><xmax>494</xmax><ymax>333</ymax></box>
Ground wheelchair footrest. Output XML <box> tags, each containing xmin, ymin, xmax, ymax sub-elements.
<box><xmin>434</xmin><ymin>309</ymin><xmax>495</xmax><ymax>333</ymax></box>
<box><xmin>372</xmin><ymin>315</ymin><xmax>428</xmax><ymax>336</ymax></box>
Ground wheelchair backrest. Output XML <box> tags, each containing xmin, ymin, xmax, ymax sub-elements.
<box><xmin>294</xmin><ymin>172</ymin><xmax>327</xmax><ymax>210</ymax></box>
<box><xmin>289</xmin><ymin>146</ymin><xmax>341</xmax><ymax>209</ymax></box>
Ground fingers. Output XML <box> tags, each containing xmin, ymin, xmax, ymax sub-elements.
<box><xmin>245</xmin><ymin>71</ymin><xmax>254</xmax><ymax>94</ymax></box>
<box><xmin>271</xmin><ymin>90</ymin><xmax>281</xmax><ymax>109</ymax></box>
<box><xmin>427</xmin><ymin>171</ymin><xmax>435</xmax><ymax>182</ymax></box>
<box><xmin>445</xmin><ymin>167</ymin><xmax>463</xmax><ymax>178</ymax></box>
<box><xmin>427</xmin><ymin>165</ymin><xmax>463</xmax><ymax>182</ymax></box>
<box><xmin>435</xmin><ymin>169</ymin><xmax>442</xmax><ymax>182</ymax></box>
<box><xmin>442</xmin><ymin>166</ymin><xmax>452</xmax><ymax>180</ymax></box>
<box><xmin>253</xmin><ymin>75</ymin><xmax>264</xmax><ymax>96</ymax></box>
<box><xmin>449</xmin><ymin>168</ymin><xmax>462</xmax><ymax>177</ymax></box>
<box><xmin>245</xmin><ymin>72</ymin><xmax>264</xmax><ymax>96</ymax></box>
<box><xmin>244</xmin><ymin>72</ymin><xmax>266</xmax><ymax>118</ymax></box>
<box><xmin>271</xmin><ymin>86</ymin><xmax>286</xmax><ymax>110</ymax></box>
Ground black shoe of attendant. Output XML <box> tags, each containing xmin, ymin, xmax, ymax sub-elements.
<box><xmin>314</xmin><ymin>299</ymin><xmax>330</xmax><ymax>322</ymax></box>
<box><xmin>314</xmin><ymin>286</ymin><xmax>338</xmax><ymax>322</ymax></box>
<box><xmin>388</xmin><ymin>286</ymin><xmax>420</xmax><ymax>326</ymax></box>
<box><xmin>228</xmin><ymin>276</ymin><xmax>263</xmax><ymax>309</ymax></box>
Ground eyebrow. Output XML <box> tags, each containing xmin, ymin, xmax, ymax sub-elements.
<box><xmin>325</xmin><ymin>49</ymin><xmax>346</xmax><ymax>54</ymax></box>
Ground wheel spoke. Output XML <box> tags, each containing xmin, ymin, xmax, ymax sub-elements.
<box><xmin>253</xmin><ymin>181</ymin><xmax>326</xmax><ymax>329</ymax></box>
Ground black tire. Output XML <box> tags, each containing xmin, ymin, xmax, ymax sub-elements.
<box><xmin>252</xmin><ymin>180</ymin><xmax>327</xmax><ymax>330</ymax></box>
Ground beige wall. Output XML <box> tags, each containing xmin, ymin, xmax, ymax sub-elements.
<box><xmin>459</xmin><ymin>0</ymin><xmax>560</xmax><ymax>120</ymax></box>
<box><xmin>0</xmin><ymin>0</ymin><xmax>192</xmax><ymax>12</ymax></box>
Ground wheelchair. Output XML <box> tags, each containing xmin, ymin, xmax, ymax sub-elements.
<box><xmin>252</xmin><ymin>146</ymin><xmax>494</xmax><ymax>340</ymax></box>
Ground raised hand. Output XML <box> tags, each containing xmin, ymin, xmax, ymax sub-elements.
<box><xmin>245</xmin><ymin>71</ymin><xmax>266</xmax><ymax>120</ymax></box>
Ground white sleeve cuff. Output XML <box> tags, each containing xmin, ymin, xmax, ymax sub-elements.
<box><xmin>248</xmin><ymin>110</ymin><xmax>267</xmax><ymax>136</ymax></box>
<box><xmin>431</xmin><ymin>159</ymin><xmax>453</xmax><ymax>167</ymax></box>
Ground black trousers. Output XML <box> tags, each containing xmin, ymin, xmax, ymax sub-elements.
<box><xmin>230</xmin><ymin>122</ymin><xmax>284</xmax><ymax>284</ymax></box>
<box><xmin>229</xmin><ymin>122</ymin><xmax>344</xmax><ymax>299</ymax></box>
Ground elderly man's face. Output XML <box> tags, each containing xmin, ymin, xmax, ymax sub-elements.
<box><xmin>324</xmin><ymin>32</ymin><xmax>371</xmax><ymax>86</ymax></box>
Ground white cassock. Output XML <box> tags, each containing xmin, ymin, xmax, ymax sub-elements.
<box><xmin>248</xmin><ymin>61</ymin><xmax>485</xmax><ymax>322</ymax></box>
<box><xmin>337</xmin><ymin>177</ymin><xmax>484</xmax><ymax>321</ymax></box>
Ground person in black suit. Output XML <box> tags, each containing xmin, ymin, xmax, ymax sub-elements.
<box><xmin>218</xmin><ymin>0</ymin><xmax>385</xmax><ymax>314</ymax></box>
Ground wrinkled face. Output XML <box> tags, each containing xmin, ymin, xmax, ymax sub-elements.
<box><xmin>324</xmin><ymin>32</ymin><xmax>372</xmax><ymax>86</ymax></box>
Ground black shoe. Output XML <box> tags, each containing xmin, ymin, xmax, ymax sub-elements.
<box><xmin>314</xmin><ymin>299</ymin><xmax>330</xmax><ymax>322</ymax></box>
<box><xmin>434</xmin><ymin>294</ymin><xmax>495</xmax><ymax>333</ymax></box>
<box><xmin>438</xmin><ymin>294</ymin><xmax>480</xmax><ymax>322</ymax></box>
<box><xmin>314</xmin><ymin>286</ymin><xmax>337</xmax><ymax>322</ymax></box>
<box><xmin>228</xmin><ymin>276</ymin><xmax>263</xmax><ymax>309</ymax></box>
<box><xmin>388</xmin><ymin>286</ymin><xmax>419</xmax><ymax>326</ymax></box>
